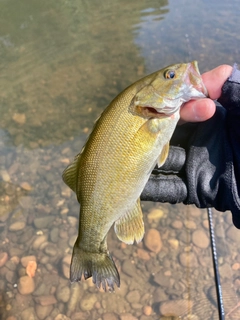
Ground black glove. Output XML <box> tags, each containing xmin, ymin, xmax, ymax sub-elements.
<box><xmin>141</xmin><ymin>64</ymin><xmax>240</xmax><ymax>229</ymax></box>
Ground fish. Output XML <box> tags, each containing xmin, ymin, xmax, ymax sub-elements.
<box><xmin>62</xmin><ymin>61</ymin><xmax>208</xmax><ymax>291</ymax></box>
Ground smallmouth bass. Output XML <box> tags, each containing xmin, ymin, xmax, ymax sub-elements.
<box><xmin>62</xmin><ymin>61</ymin><xmax>208</xmax><ymax>291</ymax></box>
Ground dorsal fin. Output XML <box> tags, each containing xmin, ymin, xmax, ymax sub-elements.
<box><xmin>62</xmin><ymin>153</ymin><xmax>81</xmax><ymax>193</ymax></box>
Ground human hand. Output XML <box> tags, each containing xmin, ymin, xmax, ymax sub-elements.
<box><xmin>180</xmin><ymin>65</ymin><xmax>232</xmax><ymax>122</ymax></box>
<box><xmin>141</xmin><ymin>63</ymin><xmax>240</xmax><ymax>229</ymax></box>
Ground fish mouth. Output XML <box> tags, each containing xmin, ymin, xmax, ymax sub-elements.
<box><xmin>185</xmin><ymin>61</ymin><xmax>208</xmax><ymax>97</ymax></box>
<box><xmin>139</xmin><ymin>105</ymin><xmax>173</xmax><ymax>118</ymax></box>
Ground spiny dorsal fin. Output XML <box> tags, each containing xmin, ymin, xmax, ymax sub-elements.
<box><xmin>157</xmin><ymin>142</ymin><xmax>169</xmax><ymax>168</ymax></box>
<box><xmin>114</xmin><ymin>199</ymin><xmax>144</xmax><ymax>245</ymax></box>
<box><xmin>62</xmin><ymin>153</ymin><xmax>81</xmax><ymax>193</ymax></box>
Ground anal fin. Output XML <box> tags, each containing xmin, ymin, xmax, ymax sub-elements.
<box><xmin>114</xmin><ymin>199</ymin><xmax>144</xmax><ymax>245</ymax></box>
<box><xmin>62</xmin><ymin>153</ymin><xmax>81</xmax><ymax>193</ymax></box>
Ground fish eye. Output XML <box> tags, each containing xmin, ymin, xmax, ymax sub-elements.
<box><xmin>164</xmin><ymin>70</ymin><xmax>176</xmax><ymax>79</ymax></box>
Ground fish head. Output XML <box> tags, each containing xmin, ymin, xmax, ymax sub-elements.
<box><xmin>132</xmin><ymin>61</ymin><xmax>208</xmax><ymax>118</ymax></box>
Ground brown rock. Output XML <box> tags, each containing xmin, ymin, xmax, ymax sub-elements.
<box><xmin>143</xmin><ymin>305</ymin><xmax>152</xmax><ymax>316</ymax></box>
<box><xmin>179</xmin><ymin>252</ymin><xmax>198</xmax><ymax>268</ymax></box>
<box><xmin>12</xmin><ymin>113</ymin><xmax>26</xmax><ymax>124</ymax></box>
<box><xmin>35</xmin><ymin>304</ymin><xmax>53</xmax><ymax>320</ymax></box>
<box><xmin>137</xmin><ymin>248</ymin><xmax>150</xmax><ymax>260</ymax></box>
<box><xmin>192</xmin><ymin>230</ymin><xmax>209</xmax><ymax>248</ymax></box>
<box><xmin>21</xmin><ymin>255</ymin><xmax>37</xmax><ymax>267</ymax></box>
<box><xmin>62</xmin><ymin>255</ymin><xmax>71</xmax><ymax>279</ymax></box>
<box><xmin>54</xmin><ymin>314</ymin><xmax>71</xmax><ymax>320</ymax></box>
<box><xmin>9</xmin><ymin>221</ymin><xmax>26</xmax><ymax>231</ymax></box>
<box><xmin>120</xmin><ymin>314</ymin><xmax>138</xmax><ymax>320</ymax></box>
<box><xmin>226</xmin><ymin>225</ymin><xmax>240</xmax><ymax>242</ymax></box>
<box><xmin>126</xmin><ymin>290</ymin><xmax>141</xmax><ymax>303</ymax></box>
<box><xmin>20</xmin><ymin>182</ymin><xmax>32</xmax><ymax>191</ymax></box>
<box><xmin>18</xmin><ymin>276</ymin><xmax>35</xmax><ymax>295</ymax></box>
<box><xmin>171</xmin><ymin>220</ymin><xmax>183</xmax><ymax>229</ymax></box>
<box><xmin>103</xmin><ymin>313</ymin><xmax>118</xmax><ymax>320</ymax></box>
<box><xmin>34</xmin><ymin>295</ymin><xmax>57</xmax><ymax>306</ymax></box>
<box><xmin>0</xmin><ymin>252</ymin><xmax>8</xmax><ymax>267</ymax></box>
<box><xmin>144</xmin><ymin>229</ymin><xmax>162</xmax><ymax>253</ymax></box>
<box><xmin>159</xmin><ymin>299</ymin><xmax>193</xmax><ymax>317</ymax></box>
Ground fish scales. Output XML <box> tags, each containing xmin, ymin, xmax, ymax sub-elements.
<box><xmin>62</xmin><ymin>61</ymin><xmax>208</xmax><ymax>291</ymax></box>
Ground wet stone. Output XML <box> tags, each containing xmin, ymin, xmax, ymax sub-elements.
<box><xmin>44</xmin><ymin>244</ymin><xmax>58</xmax><ymax>257</ymax></box>
<box><xmin>120</xmin><ymin>314</ymin><xmax>138</xmax><ymax>320</ymax></box>
<box><xmin>9</xmin><ymin>221</ymin><xmax>26</xmax><ymax>231</ymax></box>
<box><xmin>34</xmin><ymin>216</ymin><xmax>55</xmax><ymax>229</ymax></box>
<box><xmin>80</xmin><ymin>293</ymin><xmax>97</xmax><ymax>311</ymax></box>
<box><xmin>34</xmin><ymin>295</ymin><xmax>57</xmax><ymax>306</ymax></box>
<box><xmin>154</xmin><ymin>270</ymin><xmax>171</xmax><ymax>287</ymax></box>
<box><xmin>144</xmin><ymin>228</ymin><xmax>162</xmax><ymax>253</ymax></box>
<box><xmin>50</xmin><ymin>227</ymin><xmax>59</xmax><ymax>243</ymax></box>
<box><xmin>171</xmin><ymin>220</ymin><xmax>183</xmax><ymax>229</ymax></box>
<box><xmin>179</xmin><ymin>252</ymin><xmax>198</xmax><ymax>268</ymax></box>
<box><xmin>21</xmin><ymin>307</ymin><xmax>36</xmax><ymax>320</ymax></box>
<box><xmin>126</xmin><ymin>290</ymin><xmax>141</xmax><ymax>303</ymax></box>
<box><xmin>21</xmin><ymin>255</ymin><xmax>36</xmax><ymax>268</ymax></box>
<box><xmin>192</xmin><ymin>229</ymin><xmax>210</xmax><ymax>248</ymax></box>
<box><xmin>226</xmin><ymin>225</ymin><xmax>240</xmax><ymax>242</ymax></box>
<box><xmin>0</xmin><ymin>252</ymin><xmax>8</xmax><ymax>267</ymax></box>
<box><xmin>32</xmin><ymin>234</ymin><xmax>48</xmax><ymax>250</ymax></box>
<box><xmin>54</xmin><ymin>315</ymin><xmax>71</xmax><ymax>320</ymax></box>
<box><xmin>35</xmin><ymin>304</ymin><xmax>53</xmax><ymax>320</ymax></box>
<box><xmin>18</xmin><ymin>276</ymin><xmax>35</xmax><ymax>295</ymax></box>
<box><xmin>159</xmin><ymin>299</ymin><xmax>193</xmax><ymax>317</ymax></box>
<box><xmin>103</xmin><ymin>312</ymin><xmax>119</xmax><ymax>320</ymax></box>
<box><xmin>56</xmin><ymin>285</ymin><xmax>70</xmax><ymax>303</ymax></box>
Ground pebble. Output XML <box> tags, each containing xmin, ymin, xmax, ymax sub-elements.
<box><xmin>34</xmin><ymin>295</ymin><xmax>57</xmax><ymax>306</ymax></box>
<box><xmin>184</xmin><ymin>220</ymin><xmax>197</xmax><ymax>229</ymax></box>
<box><xmin>21</xmin><ymin>307</ymin><xmax>36</xmax><ymax>320</ymax></box>
<box><xmin>192</xmin><ymin>230</ymin><xmax>209</xmax><ymax>248</ymax></box>
<box><xmin>34</xmin><ymin>216</ymin><xmax>55</xmax><ymax>229</ymax></box>
<box><xmin>21</xmin><ymin>255</ymin><xmax>36</xmax><ymax>267</ymax></box>
<box><xmin>56</xmin><ymin>285</ymin><xmax>70</xmax><ymax>303</ymax></box>
<box><xmin>179</xmin><ymin>252</ymin><xmax>198</xmax><ymax>268</ymax></box>
<box><xmin>0</xmin><ymin>170</ymin><xmax>11</xmax><ymax>182</ymax></box>
<box><xmin>9</xmin><ymin>221</ymin><xmax>26</xmax><ymax>231</ymax></box>
<box><xmin>226</xmin><ymin>225</ymin><xmax>240</xmax><ymax>242</ymax></box>
<box><xmin>126</xmin><ymin>290</ymin><xmax>141</xmax><ymax>303</ymax></box>
<box><xmin>159</xmin><ymin>299</ymin><xmax>193</xmax><ymax>316</ymax></box>
<box><xmin>12</xmin><ymin>113</ymin><xmax>26</xmax><ymax>124</ymax></box>
<box><xmin>32</xmin><ymin>235</ymin><xmax>48</xmax><ymax>250</ymax></box>
<box><xmin>147</xmin><ymin>208</ymin><xmax>164</xmax><ymax>220</ymax></box>
<box><xmin>120</xmin><ymin>314</ymin><xmax>138</xmax><ymax>320</ymax></box>
<box><xmin>0</xmin><ymin>252</ymin><xmax>8</xmax><ymax>267</ymax></box>
<box><xmin>171</xmin><ymin>220</ymin><xmax>183</xmax><ymax>229</ymax></box>
<box><xmin>54</xmin><ymin>315</ymin><xmax>71</xmax><ymax>320</ymax></box>
<box><xmin>144</xmin><ymin>228</ymin><xmax>162</xmax><ymax>253</ymax></box>
<box><xmin>136</xmin><ymin>248</ymin><xmax>150</xmax><ymax>260</ymax></box>
<box><xmin>62</xmin><ymin>255</ymin><xmax>71</xmax><ymax>279</ymax></box>
<box><xmin>18</xmin><ymin>275</ymin><xmax>35</xmax><ymax>295</ymax></box>
<box><xmin>35</xmin><ymin>304</ymin><xmax>53</xmax><ymax>320</ymax></box>
<box><xmin>80</xmin><ymin>294</ymin><xmax>97</xmax><ymax>311</ymax></box>
<box><xmin>20</xmin><ymin>182</ymin><xmax>32</xmax><ymax>191</ymax></box>
<box><xmin>168</xmin><ymin>239</ymin><xmax>179</xmax><ymax>250</ymax></box>
<box><xmin>103</xmin><ymin>313</ymin><xmax>119</xmax><ymax>320</ymax></box>
<box><xmin>143</xmin><ymin>306</ymin><xmax>152</xmax><ymax>316</ymax></box>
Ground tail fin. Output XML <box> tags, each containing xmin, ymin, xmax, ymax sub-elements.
<box><xmin>70</xmin><ymin>243</ymin><xmax>120</xmax><ymax>292</ymax></box>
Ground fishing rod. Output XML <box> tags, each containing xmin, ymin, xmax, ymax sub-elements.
<box><xmin>207</xmin><ymin>207</ymin><xmax>225</xmax><ymax>320</ymax></box>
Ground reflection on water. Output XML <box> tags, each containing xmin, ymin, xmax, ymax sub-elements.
<box><xmin>0</xmin><ymin>0</ymin><xmax>240</xmax><ymax>319</ymax></box>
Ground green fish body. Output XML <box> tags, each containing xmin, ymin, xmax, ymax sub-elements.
<box><xmin>62</xmin><ymin>61</ymin><xmax>208</xmax><ymax>291</ymax></box>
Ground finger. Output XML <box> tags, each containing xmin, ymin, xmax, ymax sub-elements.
<box><xmin>202</xmin><ymin>64</ymin><xmax>232</xmax><ymax>100</ymax></box>
<box><xmin>180</xmin><ymin>98</ymin><xmax>216</xmax><ymax>123</ymax></box>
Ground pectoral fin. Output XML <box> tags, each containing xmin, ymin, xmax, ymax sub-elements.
<box><xmin>157</xmin><ymin>142</ymin><xmax>169</xmax><ymax>168</ymax></box>
<box><xmin>62</xmin><ymin>153</ymin><xmax>81</xmax><ymax>193</ymax></box>
<box><xmin>114</xmin><ymin>199</ymin><xmax>144</xmax><ymax>245</ymax></box>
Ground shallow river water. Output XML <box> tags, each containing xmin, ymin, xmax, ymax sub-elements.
<box><xmin>0</xmin><ymin>0</ymin><xmax>240</xmax><ymax>319</ymax></box>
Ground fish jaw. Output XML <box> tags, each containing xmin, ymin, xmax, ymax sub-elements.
<box><xmin>132</xmin><ymin>61</ymin><xmax>208</xmax><ymax>117</ymax></box>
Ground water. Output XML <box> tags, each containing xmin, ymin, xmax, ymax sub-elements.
<box><xmin>0</xmin><ymin>0</ymin><xmax>240</xmax><ymax>319</ymax></box>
